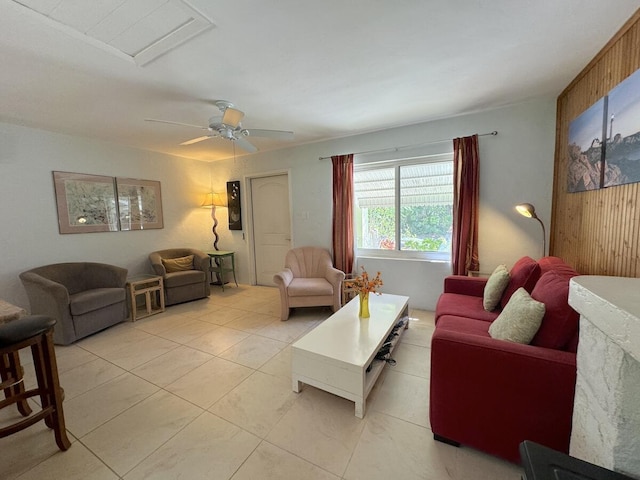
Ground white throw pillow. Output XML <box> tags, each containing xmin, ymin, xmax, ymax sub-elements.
<box><xmin>489</xmin><ymin>287</ymin><xmax>545</xmax><ymax>344</ymax></box>
<box><xmin>483</xmin><ymin>264</ymin><xmax>510</xmax><ymax>311</ymax></box>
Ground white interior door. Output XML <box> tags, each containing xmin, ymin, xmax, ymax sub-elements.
<box><xmin>251</xmin><ymin>174</ymin><xmax>291</xmax><ymax>286</ymax></box>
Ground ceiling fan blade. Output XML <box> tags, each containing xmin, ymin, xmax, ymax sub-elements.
<box><xmin>234</xmin><ymin>136</ymin><xmax>258</xmax><ymax>153</ymax></box>
<box><xmin>145</xmin><ymin>118</ymin><xmax>207</xmax><ymax>130</ymax></box>
<box><xmin>180</xmin><ymin>135</ymin><xmax>213</xmax><ymax>146</ymax></box>
<box><xmin>247</xmin><ymin>129</ymin><xmax>294</xmax><ymax>140</ymax></box>
<box><xmin>222</xmin><ymin>107</ymin><xmax>244</xmax><ymax>128</ymax></box>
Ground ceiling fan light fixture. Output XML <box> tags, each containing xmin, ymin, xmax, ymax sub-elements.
<box><xmin>221</xmin><ymin>107</ymin><xmax>244</xmax><ymax>128</ymax></box>
<box><xmin>218</xmin><ymin>128</ymin><xmax>235</xmax><ymax>140</ymax></box>
<box><xmin>153</xmin><ymin>99</ymin><xmax>292</xmax><ymax>152</ymax></box>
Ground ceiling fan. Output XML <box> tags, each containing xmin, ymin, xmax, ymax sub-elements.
<box><xmin>145</xmin><ymin>100</ymin><xmax>294</xmax><ymax>153</ymax></box>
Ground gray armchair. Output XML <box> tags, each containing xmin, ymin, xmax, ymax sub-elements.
<box><xmin>273</xmin><ymin>246</ymin><xmax>345</xmax><ymax>320</ymax></box>
<box><xmin>19</xmin><ymin>262</ymin><xmax>128</xmax><ymax>345</ymax></box>
<box><xmin>149</xmin><ymin>248</ymin><xmax>210</xmax><ymax>306</ymax></box>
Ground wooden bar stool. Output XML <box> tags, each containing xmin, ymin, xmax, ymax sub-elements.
<box><xmin>0</xmin><ymin>315</ymin><xmax>70</xmax><ymax>450</ymax></box>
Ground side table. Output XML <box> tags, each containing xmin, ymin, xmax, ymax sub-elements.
<box><xmin>207</xmin><ymin>251</ymin><xmax>238</xmax><ymax>291</ymax></box>
<box><xmin>342</xmin><ymin>273</ymin><xmax>358</xmax><ymax>306</ymax></box>
<box><xmin>126</xmin><ymin>274</ymin><xmax>165</xmax><ymax>321</ymax></box>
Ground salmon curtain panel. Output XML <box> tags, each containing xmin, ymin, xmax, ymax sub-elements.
<box><xmin>451</xmin><ymin>135</ymin><xmax>480</xmax><ymax>275</ymax></box>
<box><xmin>331</xmin><ymin>154</ymin><xmax>354</xmax><ymax>274</ymax></box>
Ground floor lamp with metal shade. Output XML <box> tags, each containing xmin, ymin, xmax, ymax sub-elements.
<box><xmin>516</xmin><ymin>203</ymin><xmax>546</xmax><ymax>257</ymax></box>
<box><xmin>202</xmin><ymin>192</ymin><xmax>227</xmax><ymax>251</ymax></box>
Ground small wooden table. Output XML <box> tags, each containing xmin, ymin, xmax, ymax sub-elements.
<box><xmin>341</xmin><ymin>274</ymin><xmax>359</xmax><ymax>306</ymax></box>
<box><xmin>207</xmin><ymin>251</ymin><xmax>238</xmax><ymax>291</ymax></box>
<box><xmin>126</xmin><ymin>274</ymin><xmax>165</xmax><ymax>321</ymax></box>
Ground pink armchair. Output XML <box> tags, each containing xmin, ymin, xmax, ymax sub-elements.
<box><xmin>273</xmin><ymin>247</ymin><xmax>345</xmax><ymax>320</ymax></box>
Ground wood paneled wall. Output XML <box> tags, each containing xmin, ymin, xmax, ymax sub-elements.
<box><xmin>551</xmin><ymin>9</ymin><xmax>640</xmax><ymax>276</ymax></box>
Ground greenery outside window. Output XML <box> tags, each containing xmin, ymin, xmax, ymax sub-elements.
<box><xmin>353</xmin><ymin>154</ymin><xmax>453</xmax><ymax>261</ymax></box>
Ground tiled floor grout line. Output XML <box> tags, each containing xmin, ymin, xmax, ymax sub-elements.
<box><xmin>117</xmin><ymin>407</ymin><xmax>212</xmax><ymax>478</ymax></box>
<box><xmin>226</xmin><ymin>436</ymin><xmax>265</xmax><ymax>480</ymax></box>
<box><xmin>261</xmin><ymin>438</ymin><xmax>345</xmax><ymax>480</ymax></box>
<box><xmin>74</xmin><ymin>435</ymin><xmax>123</xmax><ymax>479</ymax></box>
<box><xmin>339</xmin><ymin>410</ymin><xmax>373</xmax><ymax>479</ymax></box>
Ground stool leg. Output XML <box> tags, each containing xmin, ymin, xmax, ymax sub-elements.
<box><xmin>1</xmin><ymin>352</ymin><xmax>32</xmax><ymax>417</ymax></box>
<box><xmin>32</xmin><ymin>332</ymin><xmax>71</xmax><ymax>451</ymax></box>
<box><xmin>31</xmin><ymin>341</ymin><xmax>52</xmax><ymax>426</ymax></box>
<box><xmin>12</xmin><ymin>353</ymin><xmax>33</xmax><ymax>417</ymax></box>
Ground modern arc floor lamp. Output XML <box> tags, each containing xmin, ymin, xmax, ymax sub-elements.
<box><xmin>516</xmin><ymin>203</ymin><xmax>546</xmax><ymax>257</ymax></box>
<box><xmin>202</xmin><ymin>192</ymin><xmax>227</xmax><ymax>251</ymax></box>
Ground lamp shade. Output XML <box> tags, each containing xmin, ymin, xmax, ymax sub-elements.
<box><xmin>201</xmin><ymin>192</ymin><xmax>226</xmax><ymax>208</ymax></box>
<box><xmin>516</xmin><ymin>203</ymin><xmax>537</xmax><ymax>219</ymax></box>
<box><xmin>222</xmin><ymin>107</ymin><xmax>244</xmax><ymax>128</ymax></box>
<box><xmin>515</xmin><ymin>202</ymin><xmax>546</xmax><ymax>257</ymax></box>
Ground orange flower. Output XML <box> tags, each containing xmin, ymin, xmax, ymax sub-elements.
<box><xmin>353</xmin><ymin>266</ymin><xmax>383</xmax><ymax>295</ymax></box>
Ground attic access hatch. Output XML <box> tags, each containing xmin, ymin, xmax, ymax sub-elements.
<box><xmin>12</xmin><ymin>0</ymin><xmax>215</xmax><ymax>66</ymax></box>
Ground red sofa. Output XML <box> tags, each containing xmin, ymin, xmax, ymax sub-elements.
<box><xmin>430</xmin><ymin>256</ymin><xmax>580</xmax><ymax>463</ymax></box>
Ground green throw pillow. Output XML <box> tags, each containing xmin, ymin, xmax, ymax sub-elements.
<box><xmin>488</xmin><ymin>287</ymin><xmax>545</xmax><ymax>344</ymax></box>
<box><xmin>483</xmin><ymin>264</ymin><xmax>510</xmax><ymax>311</ymax></box>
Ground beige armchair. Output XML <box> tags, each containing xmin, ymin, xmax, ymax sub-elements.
<box><xmin>149</xmin><ymin>248</ymin><xmax>210</xmax><ymax>306</ymax></box>
<box><xmin>273</xmin><ymin>247</ymin><xmax>345</xmax><ymax>321</ymax></box>
<box><xmin>19</xmin><ymin>262</ymin><xmax>128</xmax><ymax>345</ymax></box>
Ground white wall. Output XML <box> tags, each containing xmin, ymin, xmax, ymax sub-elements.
<box><xmin>0</xmin><ymin>122</ymin><xmax>213</xmax><ymax>309</ymax></box>
<box><xmin>0</xmin><ymin>98</ymin><xmax>556</xmax><ymax>312</ymax></box>
<box><xmin>211</xmin><ymin>98</ymin><xmax>558</xmax><ymax>310</ymax></box>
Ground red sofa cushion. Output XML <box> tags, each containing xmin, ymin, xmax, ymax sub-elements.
<box><xmin>530</xmin><ymin>270</ymin><xmax>579</xmax><ymax>351</ymax></box>
<box><xmin>538</xmin><ymin>256</ymin><xmax>567</xmax><ymax>274</ymax></box>
<box><xmin>500</xmin><ymin>256</ymin><xmax>541</xmax><ymax>309</ymax></box>
<box><xmin>443</xmin><ymin>275</ymin><xmax>487</xmax><ymax>297</ymax></box>
<box><xmin>435</xmin><ymin>293</ymin><xmax>500</xmax><ymax>324</ymax></box>
<box><xmin>435</xmin><ymin>314</ymin><xmax>493</xmax><ymax>336</ymax></box>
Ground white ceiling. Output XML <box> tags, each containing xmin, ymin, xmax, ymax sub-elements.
<box><xmin>1</xmin><ymin>0</ymin><xmax>638</xmax><ymax>161</ymax></box>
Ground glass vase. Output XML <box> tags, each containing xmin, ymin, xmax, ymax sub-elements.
<box><xmin>358</xmin><ymin>291</ymin><xmax>370</xmax><ymax>318</ymax></box>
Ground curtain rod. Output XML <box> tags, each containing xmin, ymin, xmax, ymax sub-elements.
<box><xmin>318</xmin><ymin>130</ymin><xmax>498</xmax><ymax>161</ymax></box>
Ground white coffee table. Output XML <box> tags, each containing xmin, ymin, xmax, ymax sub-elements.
<box><xmin>291</xmin><ymin>293</ymin><xmax>409</xmax><ymax>418</ymax></box>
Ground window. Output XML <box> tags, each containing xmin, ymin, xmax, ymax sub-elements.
<box><xmin>353</xmin><ymin>154</ymin><xmax>453</xmax><ymax>260</ymax></box>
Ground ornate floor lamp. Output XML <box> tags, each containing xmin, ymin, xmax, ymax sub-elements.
<box><xmin>516</xmin><ymin>202</ymin><xmax>546</xmax><ymax>257</ymax></box>
<box><xmin>202</xmin><ymin>192</ymin><xmax>227</xmax><ymax>250</ymax></box>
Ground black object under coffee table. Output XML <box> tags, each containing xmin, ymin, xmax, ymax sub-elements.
<box><xmin>520</xmin><ymin>441</ymin><xmax>635</xmax><ymax>480</ymax></box>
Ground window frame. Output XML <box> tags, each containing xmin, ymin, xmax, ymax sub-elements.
<box><xmin>353</xmin><ymin>152</ymin><xmax>453</xmax><ymax>262</ymax></box>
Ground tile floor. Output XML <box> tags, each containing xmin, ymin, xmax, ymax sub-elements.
<box><xmin>1</xmin><ymin>285</ymin><xmax>523</xmax><ymax>479</ymax></box>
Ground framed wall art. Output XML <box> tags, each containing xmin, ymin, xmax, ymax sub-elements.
<box><xmin>568</xmin><ymin>65</ymin><xmax>640</xmax><ymax>192</ymax></box>
<box><xmin>227</xmin><ymin>180</ymin><xmax>242</xmax><ymax>230</ymax></box>
<box><xmin>567</xmin><ymin>98</ymin><xmax>606</xmax><ymax>193</ymax></box>
<box><xmin>603</xmin><ymin>67</ymin><xmax>640</xmax><ymax>188</ymax></box>
<box><xmin>53</xmin><ymin>171</ymin><xmax>119</xmax><ymax>234</ymax></box>
<box><xmin>116</xmin><ymin>177</ymin><xmax>164</xmax><ymax>230</ymax></box>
